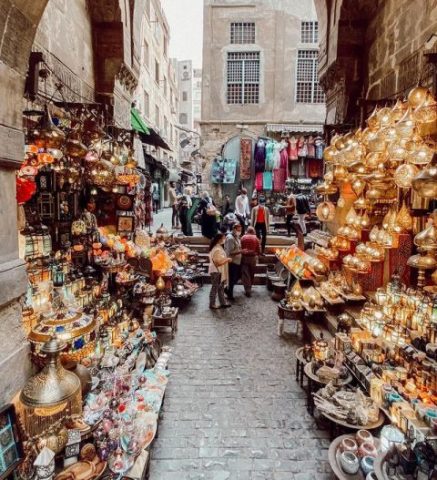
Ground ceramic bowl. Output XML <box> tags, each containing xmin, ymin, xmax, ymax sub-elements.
<box><xmin>359</xmin><ymin>441</ymin><xmax>378</xmax><ymax>458</ymax></box>
<box><xmin>340</xmin><ymin>437</ymin><xmax>358</xmax><ymax>453</ymax></box>
<box><xmin>340</xmin><ymin>451</ymin><xmax>360</xmax><ymax>475</ymax></box>
<box><xmin>356</xmin><ymin>429</ymin><xmax>374</xmax><ymax>446</ymax></box>
<box><xmin>361</xmin><ymin>455</ymin><xmax>375</xmax><ymax>475</ymax></box>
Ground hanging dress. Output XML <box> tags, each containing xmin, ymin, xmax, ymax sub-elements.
<box><xmin>287</xmin><ymin>136</ymin><xmax>298</xmax><ymax>161</ymax></box>
<box><xmin>265</xmin><ymin>140</ymin><xmax>275</xmax><ymax>171</ymax></box>
<box><xmin>255</xmin><ymin>172</ymin><xmax>263</xmax><ymax>191</ymax></box>
<box><xmin>297</xmin><ymin>136</ymin><xmax>307</xmax><ymax>157</ymax></box>
<box><xmin>263</xmin><ymin>171</ymin><xmax>273</xmax><ymax>190</ymax></box>
<box><xmin>314</xmin><ymin>136</ymin><xmax>325</xmax><ymax>160</ymax></box>
<box><xmin>254</xmin><ymin>139</ymin><xmax>266</xmax><ymax>173</ymax></box>
<box><xmin>307</xmin><ymin>136</ymin><xmax>315</xmax><ymax>158</ymax></box>
<box><xmin>273</xmin><ymin>147</ymin><xmax>288</xmax><ymax>192</ymax></box>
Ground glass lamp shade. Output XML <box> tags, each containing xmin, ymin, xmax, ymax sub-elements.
<box><xmin>155</xmin><ymin>276</ymin><xmax>166</xmax><ymax>291</ymax></box>
<box><xmin>411</xmin><ymin>153</ymin><xmax>437</xmax><ymax>198</ymax></box>
<box><xmin>316</xmin><ymin>201</ymin><xmax>336</xmax><ymax>222</ymax></box>
<box><xmin>407</xmin><ymin>85</ymin><xmax>430</xmax><ymax>109</ymax></box>
<box><xmin>394</xmin><ymin>163</ymin><xmax>419</xmax><ymax>189</ymax></box>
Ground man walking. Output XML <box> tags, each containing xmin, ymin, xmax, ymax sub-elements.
<box><xmin>224</xmin><ymin>223</ymin><xmax>242</xmax><ymax>300</ymax></box>
<box><xmin>168</xmin><ymin>181</ymin><xmax>179</xmax><ymax>229</ymax></box>
<box><xmin>234</xmin><ymin>188</ymin><xmax>250</xmax><ymax>234</ymax></box>
<box><xmin>285</xmin><ymin>188</ymin><xmax>296</xmax><ymax>237</ymax></box>
<box><xmin>295</xmin><ymin>192</ymin><xmax>311</xmax><ymax>235</ymax></box>
<box><xmin>251</xmin><ymin>196</ymin><xmax>270</xmax><ymax>255</ymax></box>
<box><xmin>241</xmin><ymin>226</ymin><xmax>261</xmax><ymax>297</ymax></box>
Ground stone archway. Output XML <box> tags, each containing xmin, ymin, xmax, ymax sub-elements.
<box><xmin>0</xmin><ymin>0</ymin><xmax>133</xmax><ymax>403</ymax></box>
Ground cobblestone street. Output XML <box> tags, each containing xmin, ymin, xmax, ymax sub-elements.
<box><xmin>149</xmin><ymin>286</ymin><xmax>331</xmax><ymax>480</ymax></box>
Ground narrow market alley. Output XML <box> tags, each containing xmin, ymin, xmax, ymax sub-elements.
<box><xmin>149</xmin><ymin>286</ymin><xmax>331</xmax><ymax>480</ymax></box>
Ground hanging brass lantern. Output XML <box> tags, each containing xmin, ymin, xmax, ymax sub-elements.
<box><xmin>411</xmin><ymin>153</ymin><xmax>437</xmax><ymax>198</ymax></box>
<box><xmin>395</xmin><ymin>201</ymin><xmax>413</xmax><ymax>232</ymax></box>
<box><xmin>354</xmin><ymin>196</ymin><xmax>368</xmax><ymax>210</ymax></box>
<box><xmin>367</xmin><ymin>107</ymin><xmax>380</xmax><ymax>131</ymax></box>
<box><xmin>65</xmin><ymin>128</ymin><xmax>87</xmax><ymax>159</ymax></box>
<box><xmin>415</xmin><ymin>92</ymin><xmax>437</xmax><ymax>124</ymax></box>
<box><xmin>315</xmin><ymin>182</ymin><xmax>338</xmax><ymax>195</ymax></box>
<box><xmin>316</xmin><ymin>201</ymin><xmax>336</xmax><ymax>222</ymax></box>
<box><xmin>334</xmin><ymin>164</ymin><xmax>348</xmax><ymax>182</ymax></box>
<box><xmin>407</xmin><ymin>85</ymin><xmax>429</xmax><ymax>109</ymax></box>
<box><xmin>334</xmin><ymin>135</ymin><xmax>346</xmax><ymax>151</ymax></box>
<box><xmin>391</xmin><ymin>99</ymin><xmax>408</xmax><ymax>122</ymax></box>
<box><xmin>377</xmin><ymin>107</ymin><xmax>394</xmax><ymax>127</ymax></box>
<box><xmin>351</xmin><ymin>177</ymin><xmax>366</xmax><ymax>196</ymax></box>
<box><xmin>393</xmin><ymin>163</ymin><xmax>419</xmax><ymax>189</ymax></box>
<box><xmin>407</xmin><ymin>142</ymin><xmax>434</xmax><ymax>165</ymax></box>
<box><xmin>387</xmin><ymin>142</ymin><xmax>407</xmax><ymax>162</ymax></box>
<box><xmin>414</xmin><ymin>221</ymin><xmax>437</xmax><ymax>252</ymax></box>
<box><xmin>395</xmin><ymin>109</ymin><xmax>416</xmax><ymax>138</ymax></box>
<box><xmin>31</xmin><ymin>106</ymin><xmax>66</xmax><ymax>150</ymax></box>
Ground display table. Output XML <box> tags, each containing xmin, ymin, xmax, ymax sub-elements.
<box><xmin>304</xmin><ymin>362</ymin><xmax>353</xmax><ymax>415</ymax></box>
<box><xmin>151</xmin><ymin>307</ymin><xmax>179</xmax><ymax>337</ymax></box>
<box><xmin>321</xmin><ymin>409</ymin><xmax>385</xmax><ymax>440</ymax></box>
<box><xmin>295</xmin><ymin>346</ymin><xmax>309</xmax><ymax>387</ymax></box>
<box><xmin>277</xmin><ymin>302</ymin><xmax>304</xmax><ymax>336</ymax></box>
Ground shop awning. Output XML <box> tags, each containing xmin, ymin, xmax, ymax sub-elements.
<box><xmin>131</xmin><ymin>108</ymin><xmax>150</xmax><ymax>135</ymax></box>
<box><xmin>266</xmin><ymin>123</ymin><xmax>323</xmax><ymax>134</ymax></box>
<box><xmin>139</xmin><ymin>128</ymin><xmax>172</xmax><ymax>151</ymax></box>
<box><xmin>181</xmin><ymin>169</ymin><xmax>194</xmax><ymax>177</ymax></box>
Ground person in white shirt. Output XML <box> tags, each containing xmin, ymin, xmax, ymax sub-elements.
<box><xmin>234</xmin><ymin>188</ymin><xmax>250</xmax><ymax>234</ymax></box>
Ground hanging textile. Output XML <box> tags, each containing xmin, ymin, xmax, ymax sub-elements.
<box><xmin>306</xmin><ymin>158</ymin><xmax>324</xmax><ymax>178</ymax></box>
<box><xmin>265</xmin><ymin>141</ymin><xmax>275</xmax><ymax>171</ymax></box>
<box><xmin>314</xmin><ymin>136</ymin><xmax>325</xmax><ymax>160</ymax></box>
<box><xmin>255</xmin><ymin>172</ymin><xmax>263</xmax><ymax>191</ymax></box>
<box><xmin>297</xmin><ymin>136</ymin><xmax>307</xmax><ymax>157</ymax></box>
<box><xmin>223</xmin><ymin>158</ymin><xmax>237</xmax><ymax>183</ymax></box>
<box><xmin>254</xmin><ymin>139</ymin><xmax>266</xmax><ymax>172</ymax></box>
<box><xmin>273</xmin><ymin>168</ymin><xmax>286</xmax><ymax>192</ymax></box>
<box><xmin>263</xmin><ymin>171</ymin><xmax>273</xmax><ymax>191</ymax></box>
<box><xmin>240</xmin><ymin>138</ymin><xmax>252</xmax><ymax>180</ymax></box>
<box><xmin>307</xmin><ymin>136</ymin><xmax>315</xmax><ymax>158</ymax></box>
<box><xmin>287</xmin><ymin>136</ymin><xmax>298</xmax><ymax>161</ymax></box>
<box><xmin>272</xmin><ymin>142</ymin><xmax>281</xmax><ymax>169</ymax></box>
<box><xmin>211</xmin><ymin>157</ymin><xmax>224</xmax><ymax>183</ymax></box>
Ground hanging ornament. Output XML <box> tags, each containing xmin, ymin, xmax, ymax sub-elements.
<box><xmin>360</xmin><ymin>212</ymin><xmax>370</xmax><ymax>229</ymax></box>
<box><xmin>334</xmin><ymin>164</ymin><xmax>348</xmax><ymax>182</ymax></box>
<box><xmin>351</xmin><ymin>178</ymin><xmax>366</xmax><ymax>196</ymax></box>
<box><xmin>387</xmin><ymin>142</ymin><xmax>407</xmax><ymax>162</ymax></box>
<box><xmin>369</xmin><ymin>226</ymin><xmax>379</xmax><ymax>243</ymax></box>
<box><xmin>337</xmin><ymin>195</ymin><xmax>346</xmax><ymax>208</ymax></box>
<box><xmin>354</xmin><ymin>196</ymin><xmax>367</xmax><ymax>210</ymax></box>
<box><xmin>382</xmin><ymin>206</ymin><xmax>397</xmax><ymax>231</ymax></box>
<box><xmin>316</xmin><ymin>201</ymin><xmax>336</xmax><ymax>222</ymax></box>
<box><xmin>393</xmin><ymin>163</ymin><xmax>419</xmax><ymax>189</ymax></box>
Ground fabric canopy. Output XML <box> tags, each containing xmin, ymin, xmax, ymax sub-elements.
<box><xmin>139</xmin><ymin>128</ymin><xmax>172</xmax><ymax>151</ymax></box>
<box><xmin>131</xmin><ymin>108</ymin><xmax>150</xmax><ymax>134</ymax></box>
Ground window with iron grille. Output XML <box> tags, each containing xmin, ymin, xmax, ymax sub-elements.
<box><xmin>301</xmin><ymin>21</ymin><xmax>318</xmax><ymax>43</ymax></box>
<box><xmin>295</xmin><ymin>50</ymin><xmax>325</xmax><ymax>103</ymax></box>
<box><xmin>230</xmin><ymin>22</ymin><xmax>255</xmax><ymax>44</ymax></box>
<box><xmin>227</xmin><ymin>51</ymin><xmax>260</xmax><ymax>104</ymax></box>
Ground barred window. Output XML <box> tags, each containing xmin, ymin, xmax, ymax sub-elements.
<box><xmin>230</xmin><ymin>22</ymin><xmax>255</xmax><ymax>44</ymax></box>
<box><xmin>301</xmin><ymin>21</ymin><xmax>318</xmax><ymax>43</ymax></box>
<box><xmin>227</xmin><ymin>51</ymin><xmax>260</xmax><ymax>104</ymax></box>
<box><xmin>295</xmin><ymin>50</ymin><xmax>325</xmax><ymax>103</ymax></box>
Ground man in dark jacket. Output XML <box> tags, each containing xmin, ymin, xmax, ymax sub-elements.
<box><xmin>295</xmin><ymin>193</ymin><xmax>310</xmax><ymax>235</ymax></box>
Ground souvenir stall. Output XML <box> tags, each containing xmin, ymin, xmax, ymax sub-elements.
<box><xmin>280</xmin><ymin>86</ymin><xmax>437</xmax><ymax>478</ymax></box>
<box><xmin>10</xmin><ymin>103</ymin><xmax>202</xmax><ymax>479</ymax></box>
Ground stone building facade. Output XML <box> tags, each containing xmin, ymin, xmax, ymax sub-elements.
<box><xmin>314</xmin><ymin>0</ymin><xmax>437</xmax><ymax>127</ymax></box>
<box><xmin>0</xmin><ymin>0</ymin><xmax>155</xmax><ymax>403</ymax></box>
<box><xmin>133</xmin><ymin>0</ymin><xmax>180</xmax><ymax>206</ymax></box>
<box><xmin>200</xmin><ymin>0</ymin><xmax>326</xmax><ymax>197</ymax></box>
